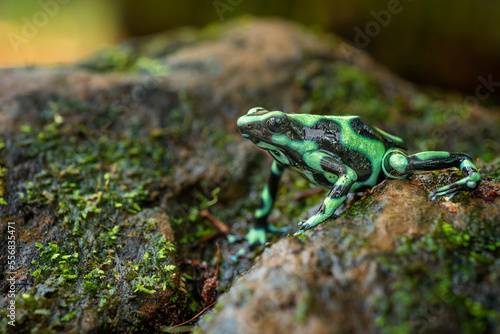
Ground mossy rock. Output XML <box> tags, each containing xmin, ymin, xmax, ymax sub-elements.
<box><xmin>0</xmin><ymin>18</ymin><xmax>499</xmax><ymax>333</ymax></box>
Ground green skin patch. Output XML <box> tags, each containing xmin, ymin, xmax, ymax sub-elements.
<box><xmin>255</xmin><ymin>184</ymin><xmax>272</xmax><ymax>219</ymax></box>
<box><xmin>271</xmin><ymin>160</ymin><xmax>284</xmax><ymax>176</ymax></box>
<box><xmin>389</xmin><ymin>154</ymin><xmax>408</xmax><ymax>174</ymax></box>
<box><xmin>237</xmin><ymin>108</ymin><xmax>481</xmax><ymax>245</ymax></box>
<box><xmin>414</xmin><ymin>151</ymin><xmax>451</xmax><ymax>160</ymax></box>
<box><xmin>244</xmin><ymin>228</ymin><xmax>267</xmax><ymax>248</ymax></box>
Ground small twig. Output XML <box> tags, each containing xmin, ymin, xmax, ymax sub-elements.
<box><xmin>200</xmin><ymin>209</ymin><xmax>231</xmax><ymax>235</ymax></box>
<box><xmin>191</xmin><ymin>232</ymin><xmax>220</xmax><ymax>248</ymax></box>
<box><xmin>357</xmin><ymin>178</ymin><xmax>391</xmax><ymax>201</ymax></box>
<box><xmin>167</xmin><ymin>300</ymin><xmax>217</xmax><ymax>329</ymax></box>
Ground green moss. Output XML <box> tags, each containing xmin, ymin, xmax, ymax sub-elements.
<box><xmin>171</xmin><ymin>185</ymin><xmax>231</xmax><ymax>245</ymax></box>
<box><xmin>78</xmin><ymin>44</ymin><xmax>138</xmax><ymax>72</ymax></box>
<box><xmin>293</xmin><ymin>288</ymin><xmax>314</xmax><ymax>323</ymax></box>
<box><xmin>1</xmin><ymin>100</ymin><xmax>186</xmax><ymax>332</ymax></box>
<box><xmin>295</xmin><ymin>60</ymin><xmax>497</xmax><ymax>159</ymax></box>
<box><xmin>134</xmin><ymin>57</ymin><xmax>170</xmax><ymax>76</ymax></box>
<box><xmin>375</xmin><ymin>216</ymin><xmax>500</xmax><ymax>333</ymax></box>
<box><xmin>480</xmin><ymin>157</ymin><xmax>500</xmax><ymax>180</ymax></box>
<box><xmin>29</xmin><ymin>241</ymin><xmax>80</xmax><ymax>283</ymax></box>
<box><xmin>345</xmin><ymin>193</ymin><xmax>376</xmax><ymax>217</ymax></box>
<box><xmin>15</xmin><ymin>113</ymin><xmax>169</xmax><ymax>234</ymax></box>
<box><xmin>61</xmin><ymin>311</ymin><xmax>77</xmax><ymax>322</ymax></box>
<box><xmin>296</xmin><ymin>62</ymin><xmax>401</xmax><ymax>125</ymax></box>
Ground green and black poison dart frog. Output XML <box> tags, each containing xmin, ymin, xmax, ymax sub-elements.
<box><xmin>237</xmin><ymin>107</ymin><xmax>481</xmax><ymax>245</ymax></box>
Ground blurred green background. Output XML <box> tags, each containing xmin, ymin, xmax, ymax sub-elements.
<box><xmin>1</xmin><ymin>0</ymin><xmax>500</xmax><ymax>98</ymax></box>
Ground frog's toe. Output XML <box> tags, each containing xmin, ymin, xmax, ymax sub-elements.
<box><xmin>233</xmin><ymin>227</ymin><xmax>267</xmax><ymax>258</ymax></box>
<box><xmin>297</xmin><ymin>221</ymin><xmax>315</xmax><ymax>231</ymax></box>
<box><xmin>430</xmin><ymin>185</ymin><xmax>456</xmax><ymax>201</ymax></box>
<box><xmin>430</xmin><ymin>183</ymin><xmax>465</xmax><ymax>201</ymax></box>
<box><xmin>297</xmin><ymin>219</ymin><xmax>312</xmax><ymax>229</ymax></box>
<box><xmin>293</xmin><ymin>229</ymin><xmax>305</xmax><ymax>236</ymax></box>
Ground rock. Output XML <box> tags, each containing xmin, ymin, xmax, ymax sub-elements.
<box><xmin>0</xmin><ymin>207</ymin><xmax>179</xmax><ymax>333</ymax></box>
<box><xmin>1</xmin><ymin>17</ymin><xmax>499</xmax><ymax>333</ymax></box>
<box><xmin>0</xmin><ymin>19</ymin><xmax>435</xmax><ymax>135</ymax></box>
<box><xmin>197</xmin><ymin>174</ymin><xmax>500</xmax><ymax>333</ymax></box>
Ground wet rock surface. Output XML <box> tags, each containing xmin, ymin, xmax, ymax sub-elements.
<box><xmin>0</xmin><ymin>18</ymin><xmax>499</xmax><ymax>333</ymax></box>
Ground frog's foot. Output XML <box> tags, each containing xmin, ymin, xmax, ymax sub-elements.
<box><xmin>296</xmin><ymin>188</ymin><xmax>349</xmax><ymax>234</ymax></box>
<box><xmin>430</xmin><ymin>173</ymin><xmax>480</xmax><ymax>201</ymax></box>
<box><xmin>297</xmin><ymin>218</ymin><xmax>314</xmax><ymax>232</ymax></box>
<box><xmin>234</xmin><ymin>227</ymin><xmax>267</xmax><ymax>258</ymax></box>
<box><xmin>245</xmin><ymin>227</ymin><xmax>267</xmax><ymax>245</ymax></box>
<box><xmin>296</xmin><ymin>214</ymin><xmax>337</xmax><ymax>233</ymax></box>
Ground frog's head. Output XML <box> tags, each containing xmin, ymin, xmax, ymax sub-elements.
<box><xmin>237</xmin><ymin>107</ymin><xmax>305</xmax><ymax>158</ymax></box>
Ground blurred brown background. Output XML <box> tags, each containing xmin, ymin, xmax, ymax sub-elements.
<box><xmin>1</xmin><ymin>0</ymin><xmax>499</xmax><ymax>98</ymax></box>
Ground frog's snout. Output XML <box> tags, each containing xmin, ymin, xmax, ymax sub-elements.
<box><xmin>237</xmin><ymin>121</ymin><xmax>262</xmax><ymax>144</ymax></box>
<box><xmin>237</xmin><ymin>122</ymin><xmax>253</xmax><ymax>137</ymax></box>
<box><xmin>237</xmin><ymin>119</ymin><xmax>249</xmax><ymax>132</ymax></box>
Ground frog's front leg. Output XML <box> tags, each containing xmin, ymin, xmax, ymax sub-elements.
<box><xmin>245</xmin><ymin>160</ymin><xmax>286</xmax><ymax>246</ymax></box>
<box><xmin>382</xmin><ymin>149</ymin><xmax>480</xmax><ymax>200</ymax></box>
<box><xmin>297</xmin><ymin>154</ymin><xmax>358</xmax><ymax>232</ymax></box>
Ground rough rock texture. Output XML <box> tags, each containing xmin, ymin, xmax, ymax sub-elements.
<box><xmin>197</xmin><ymin>174</ymin><xmax>500</xmax><ymax>333</ymax></box>
<box><xmin>0</xmin><ymin>18</ymin><xmax>499</xmax><ymax>333</ymax></box>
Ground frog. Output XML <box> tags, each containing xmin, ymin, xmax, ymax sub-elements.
<box><xmin>237</xmin><ymin>107</ymin><xmax>481</xmax><ymax>246</ymax></box>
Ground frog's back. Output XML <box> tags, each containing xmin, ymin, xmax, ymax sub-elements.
<box><xmin>291</xmin><ymin>114</ymin><xmax>405</xmax><ymax>150</ymax></box>
<box><xmin>347</xmin><ymin>116</ymin><xmax>406</xmax><ymax>150</ymax></box>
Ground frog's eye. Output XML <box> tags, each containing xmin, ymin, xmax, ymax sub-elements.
<box><xmin>267</xmin><ymin>117</ymin><xmax>285</xmax><ymax>133</ymax></box>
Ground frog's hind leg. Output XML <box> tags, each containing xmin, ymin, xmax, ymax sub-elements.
<box><xmin>382</xmin><ymin>148</ymin><xmax>480</xmax><ymax>200</ymax></box>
